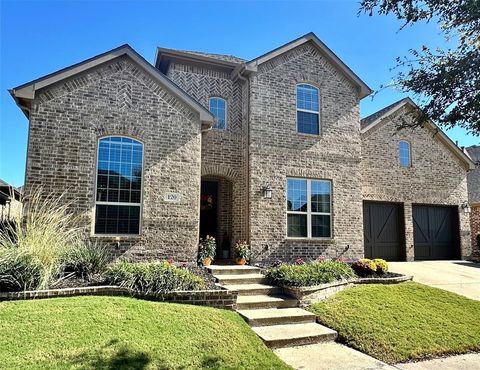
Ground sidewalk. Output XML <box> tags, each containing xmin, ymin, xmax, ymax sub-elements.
<box><xmin>395</xmin><ymin>353</ymin><xmax>480</xmax><ymax>370</ymax></box>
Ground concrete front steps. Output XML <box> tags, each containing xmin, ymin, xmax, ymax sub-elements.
<box><xmin>208</xmin><ymin>264</ymin><xmax>337</xmax><ymax>348</ymax></box>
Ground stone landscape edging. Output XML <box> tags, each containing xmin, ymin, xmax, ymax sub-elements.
<box><xmin>0</xmin><ymin>285</ymin><xmax>238</xmax><ymax>310</ymax></box>
<box><xmin>280</xmin><ymin>274</ymin><xmax>413</xmax><ymax>307</ymax></box>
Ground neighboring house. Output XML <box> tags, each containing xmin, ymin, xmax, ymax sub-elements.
<box><xmin>0</xmin><ymin>179</ymin><xmax>22</xmax><ymax>222</ymax></box>
<box><xmin>9</xmin><ymin>32</ymin><xmax>474</xmax><ymax>262</ymax></box>
<box><xmin>466</xmin><ymin>145</ymin><xmax>480</xmax><ymax>256</ymax></box>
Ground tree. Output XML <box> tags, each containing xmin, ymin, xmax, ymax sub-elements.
<box><xmin>360</xmin><ymin>0</ymin><xmax>480</xmax><ymax>135</ymax></box>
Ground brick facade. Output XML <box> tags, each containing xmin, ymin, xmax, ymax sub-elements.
<box><xmin>25</xmin><ymin>56</ymin><xmax>203</xmax><ymax>261</ymax></box>
<box><xmin>471</xmin><ymin>206</ymin><xmax>480</xmax><ymax>256</ymax></box>
<box><xmin>14</xmin><ymin>37</ymin><xmax>473</xmax><ymax>264</ymax></box>
<box><xmin>361</xmin><ymin>104</ymin><xmax>472</xmax><ymax>260</ymax></box>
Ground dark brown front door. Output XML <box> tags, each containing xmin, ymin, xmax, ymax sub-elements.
<box><xmin>363</xmin><ymin>201</ymin><xmax>405</xmax><ymax>261</ymax></box>
<box><xmin>413</xmin><ymin>205</ymin><xmax>460</xmax><ymax>260</ymax></box>
<box><xmin>200</xmin><ymin>180</ymin><xmax>218</xmax><ymax>243</ymax></box>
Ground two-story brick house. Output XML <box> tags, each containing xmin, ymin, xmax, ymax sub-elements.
<box><xmin>9</xmin><ymin>33</ymin><xmax>475</xmax><ymax>263</ymax></box>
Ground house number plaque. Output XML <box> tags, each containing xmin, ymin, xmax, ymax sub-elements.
<box><xmin>164</xmin><ymin>193</ymin><xmax>182</xmax><ymax>203</ymax></box>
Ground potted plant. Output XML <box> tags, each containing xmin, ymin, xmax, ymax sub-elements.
<box><xmin>198</xmin><ymin>235</ymin><xmax>216</xmax><ymax>266</ymax></box>
<box><xmin>234</xmin><ymin>240</ymin><xmax>251</xmax><ymax>265</ymax></box>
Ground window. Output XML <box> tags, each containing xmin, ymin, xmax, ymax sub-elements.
<box><xmin>399</xmin><ymin>140</ymin><xmax>411</xmax><ymax>167</ymax></box>
<box><xmin>209</xmin><ymin>97</ymin><xmax>227</xmax><ymax>130</ymax></box>
<box><xmin>287</xmin><ymin>178</ymin><xmax>332</xmax><ymax>238</ymax></box>
<box><xmin>296</xmin><ymin>84</ymin><xmax>320</xmax><ymax>135</ymax></box>
<box><xmin>95</xmin><ymin>136</ymin><xmax>143</xmax><ymax>235</ymax></box>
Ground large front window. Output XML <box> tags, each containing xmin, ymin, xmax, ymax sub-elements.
<box><xmin>287</xmin><ymin>178</ymin><xmax>332</xmax><ymax>238</ymax></box>
<box><xmin>296</xmin><ymin>84</ymin><xmax>320</xmax><ymax>135</ymax></box>
<box><xmin>95</xmin><ymin>136</ymin><xmax>143</xmax><ymax>235</ymax></box>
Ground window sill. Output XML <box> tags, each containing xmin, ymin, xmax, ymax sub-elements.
<box><xmin>90</xmin><ymin>234</ymin><xmax>142</xmax><ymax>240</ymax></box>
<box><xmin>285</xmin><ymin>237</ymin><xmax>334</xmax><ymax>243</ymax></box>
<box><xmin>296</xmin><ymin>132</ymin><xmax>321</xmax><ymax>138</ymax></box>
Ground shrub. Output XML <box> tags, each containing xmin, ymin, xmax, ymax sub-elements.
<box><xmin>351</xmin><ymin>258</ymin><xmax>377</xmax><ymax>277</ymax></box>
<box><xmin>62</xmin><ymin>241</ymin><xmax>112</xmax><ymax>280</ymax></box>
<box><xmin>104</xmin><ymin>261</ymin><xmax>206</xmax><ymax>294</ymax></box>
<box><xmin>265</xmin><ymin>260</ymin><xmax>355</xmax><ymax>287</ymax></box>
<box><xmin>0</xmin><ymin>189</ymin><xmax>83</xmax><ymax>290</ymax></box>
<box><xmin>234</xmin><ymin>240</ymin><xmax>251</xmax><ymax>261</ymax></box>
<box><xmin>0</xmin><ymin>250</ymin><xmax>43</xmax><ymax>292</ymax></box>
<box><xmin>198</xmin><ymin>235</ymin><xmax>216</xmax><ymax>263</ymax></box>
<box><xmin>373</xmin><ymin>259</ymin><xmax>388</xmax><ymax>274</ymax></box>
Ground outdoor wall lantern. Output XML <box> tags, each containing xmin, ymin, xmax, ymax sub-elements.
<box><xmin>261</xmin><ymin>184</ymin><xmax>272</xmax><ymax>199</ymax></box>
<box><xmin>461</xmin><ymin>201</ymin><xmax>471</xmax><ymax>214</ymax></box>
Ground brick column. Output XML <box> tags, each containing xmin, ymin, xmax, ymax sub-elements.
<box><xmin>404</xmin><ymin>202</ymin><xmax>415</xmax><ymax>261</ymax></box>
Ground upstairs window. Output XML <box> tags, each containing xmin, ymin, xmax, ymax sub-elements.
<box><xmin>287</xmin><ymin>178</ymin><xmax>332</xmax><ymax>238</ymax></box>
<box><xmin>399</xmin><ymin>140</ymin><xmax>411</xmax><ymax>167</ymax></box>
<box><xmin>296</xmin><ymin>84</ymin><xmax>320</xmax><ymax>135</ymax></box>
<box><xmin>95</xmin><ymin>136</ymin><xmax>143</xmax><ymax>235</ymax></box>
<box><xmin>209</xmin><ymin>97</ymin><xmax>227</xmax><ymax>130</ymax></box>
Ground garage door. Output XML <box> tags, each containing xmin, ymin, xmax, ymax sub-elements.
<box><xmin>413</xmin><ymin>205</ymin><xmax>460</xmax><ymax>260</ymax></box>
<box><xmin>363</xmin><ymin>202</ymin><xmax>405</xmax><ymax>261</ymax></box>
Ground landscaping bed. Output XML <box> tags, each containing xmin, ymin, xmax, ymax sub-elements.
<box><xmin>309</xmin><ymin>282</ymin><xmax>480</xmax><ymax>364</ymax></box>
<box><xmin>0</xmin><ymin>296</ymin><xmax>291</xmax><ymax>369</ymax></box>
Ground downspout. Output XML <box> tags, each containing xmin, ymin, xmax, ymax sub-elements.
<box><xmin>234</xmin><ymin>66</ymin><xmax>251</xmax><ymax>243</ymax></box>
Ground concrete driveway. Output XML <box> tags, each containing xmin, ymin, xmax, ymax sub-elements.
<box><xmin>389</xmin><ymin>260</ymin><xmax>480</xmax><ymax>300</ymax></box>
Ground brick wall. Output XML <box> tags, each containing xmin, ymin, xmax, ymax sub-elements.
<box><xmin>167</xmin><ymin>62</ymin><xmax>249</xmax><ymax>251</ymax></box>
<box><xmin>248</xmin><ymin>42</ymin><xmax>364</xmax><ymax>263</ymax></box>
<box><xmin>471</xmin><ymin>206</ymin><xmax>480</xmax><ymax>256</ymax></box>
<box><xmin>361</xmin><ymin>105</ymin><xmax>471</xmax><ymax>259</ymax></box>
<box><xmin>25</xmin><ymin>56</ymin><xmax>203</xmax><ymax>261</ymax></box>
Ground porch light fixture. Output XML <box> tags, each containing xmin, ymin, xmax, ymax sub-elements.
<box><xmin>261</xmin><ymin>184</ymin><xmax>272</xmax><ymax>199</ymax></box>
<box><xmin>461</xmin><ymin>201</ymin><xmax>471</xmax><ymax>214</ymax></box>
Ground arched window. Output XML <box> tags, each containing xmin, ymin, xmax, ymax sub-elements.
<box><xmin>209</xmin><ymin>97</ymin><xmax>227</xmax><ymax>130</ymax></box>
<box><xmin>296</xmin><ymin>84</ymin><xmax>320</xmax><ymax>135</ymax></box>
<box><xmin>399</xmin><ymin>140</ymin><xmax>411</xmax><ymax>167</ymax></box>
<box><xmin>95</xmin><ymin>136</ymin><xmax>143</xmax><ymax>235</ymax></box>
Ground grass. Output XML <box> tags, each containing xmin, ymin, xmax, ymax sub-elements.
<box><xmin>309</xmin><ymin>282</ymin><xmax>480</xmax><ymax>364</ymax></box>
<box><xmin>0</xmin><ymin>296</ymin><xmax>291</xmax><ymax>370</ymax></box>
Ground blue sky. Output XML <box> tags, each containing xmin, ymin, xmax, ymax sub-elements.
<box><xmin>1</xmin><ymin>0</ymin><xmax>478</xmax><ymax>187</ymax></box>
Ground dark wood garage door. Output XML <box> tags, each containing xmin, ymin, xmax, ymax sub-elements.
<box><xmin>363</xmin><ymin>202</ymin><xmax>405</xmax><ymax>261</ymax></box>
<box><xmin>413</xmin><ymin>205</ymin><xmax>460</xmax><ymax>260</ymax></box>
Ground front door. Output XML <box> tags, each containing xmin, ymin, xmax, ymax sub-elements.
<box><xmin>200</xmin><ymin>180</ymin><xmax>218</xmax><ymax>243</ymax></box>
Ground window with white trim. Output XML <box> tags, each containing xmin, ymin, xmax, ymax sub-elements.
<box><xmin>209</xmin><ymin>97</ymin><xmax>227</xmax><ymax>130</ymax></box>
<box><xmin>287</xmin><ymin>178</ymin><xmax>332</xmax><ymax>238</ymax></box>
<box><xmin>399</xmin><ymin>140</ymin><xmax>411</xmax><ymax>167</ymax></box>
<box><xmin>95</xmin><ymin>136</ymin><xmax>143</xmax><ymax>235</ymax></box>
<box><xmin>296</xmin><ymin>84</ymin><xmax>320</xmax><ymax>135</ymax></box>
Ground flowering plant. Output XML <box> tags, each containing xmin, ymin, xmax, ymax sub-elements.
<box><xmin>198</xmin><ymin>235</ymin><xmax>216</xmax><ymax>263</ymax></box>
<box><xmin>233</xmin><ymin>240</ymin><xmax>251</xmax><ymax>261</ymax></box>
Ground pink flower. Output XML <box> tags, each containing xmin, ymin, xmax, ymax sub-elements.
<box><xmin>294</xmin><ymin>257</ymin><xmax>305</xmax><ymax>265</ymax></box>
<box><xmin>167</xmin><ymin>258</ymin><xmax>174</xmax><ymax>264</ymax></box>
<box><xmin>317</xmin><ymin>256</ymin><xmax>326</xmax><ymax>262</ymax></box>
<box><xmin>337</xmin><ymin>256</ymin><xmax>345</xmax><ymax>263</ymax></box>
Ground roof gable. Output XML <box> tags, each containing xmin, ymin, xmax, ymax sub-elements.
<box><xmin>245</xmin><ymin>33</ymin><xmax>372</xmax><ymax>99</ymax></box>
<box><xmin>10</xmin><ymin>45</ymin><xmax>215</xmax><ymax>126</ymax></box>
<box><xmin>361</xmin><ymin>98</ymin><xmax>475</xmax><ymax>170</ymax></box>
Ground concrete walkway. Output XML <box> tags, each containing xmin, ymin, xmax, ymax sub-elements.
<box><xmin>275</xmin><ymin>343</ymin><xmax>395</xmax><ymax>370</ymax></box>
<box><xmin>395</xmin><ymin>353</ymin><xmax>480</xmax><ymax>370</ymax></box>
<box><xmin>389</xmin><ymin>261</ymin><xmax>480</xmax><ymax>300</ymax></box>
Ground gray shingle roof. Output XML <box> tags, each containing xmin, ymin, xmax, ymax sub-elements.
<box><xmin>466</xmin><ymin>145</ymin><xmax>480</xmax><ymax>164</ymax></box>
<box><xmin>361</xmin><ymin>98</ymin><xmax>410</xmax><ymax>129</ymax></box>
<box><xmin>174</xmin><ymin>49</ymin><xmax>246</xmax><ymax>64</ymax></box>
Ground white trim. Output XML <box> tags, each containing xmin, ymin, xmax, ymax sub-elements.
<box><xmin>296</xmin><ymin>84</ymin><xmax>320</xmax><ymax>135</ymax></box>
<box><xmin>208</xmin><ymin>96</ymin><xmax>228</xmax><ymax>131</ymax></box>
<box><xmin>286</xmin><ymin>177</ymin><xmax>332</xmax><ymax>239</ymax></box>
<box><xmin>92</xmin><ymin>135</ymin><xmax>144</xmax><ymax>236</ymax></box>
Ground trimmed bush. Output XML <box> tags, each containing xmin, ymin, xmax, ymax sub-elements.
<box><xmin>62</xmin><ymin>241</ymin><xmax>112</xmax><ymax>280</ymax></box>
<box><xmin>351</xmin><ymin>258</ymin><xmax>377</xmax><ymax>277</ymax></box>
<box><xmin>104</xmin><ymin>261</ymin><xmax>206</xmax><ymax>294</ymax></box>
<box><xmin>372</xmin><ymin>259</ymin><xmax>388</xmax><ymax>274</ymax></box>
<box><xmin>265</xmin><ymin>260</ymin><xmax>355</xmax><ymax>287</ymax></box>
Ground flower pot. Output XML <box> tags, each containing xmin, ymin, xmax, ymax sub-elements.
<box><xmin>202</xmin><ymin>257</ymin><xmax>212</xmax><ymax>266</ymax></box>
<box><xmin>236</xmin><ymin>257</ymin><xmax>246</xmax><ymax>265</ymax></box>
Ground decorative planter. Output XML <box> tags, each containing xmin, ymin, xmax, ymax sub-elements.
<box><xmin>281</xmin><ymin>280</ymin><xmax>355</xmax><ymax>307</ymax></box>
<box><xmin>235</xmin><ymin>258</ymin><xmax>246</xmax><ymax>265</ymax></box>
<box><xmin>202</xmin><ymin>257</ymin><xmax>212</xmax><ymax>266</ymax></box>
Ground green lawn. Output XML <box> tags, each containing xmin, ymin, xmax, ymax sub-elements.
<box><xmin>309</xmin><ymin>282</ymin><xmax>480</xmax><ymax>364</ymax></box>
<box><xmin>0</xmin><ymin>296</ymin><xmax>291</xmax><ymax>370</ymax></box>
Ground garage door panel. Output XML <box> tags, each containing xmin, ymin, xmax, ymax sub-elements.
<box><xmin>412</xmin><ymin>205</ymin><xmax>459</xmax><ymax>260</ymax></box>
<box><xmin>364</xmin><ymin>202</ymin><xmax>404</xmax><ymax>261</ymax></box>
